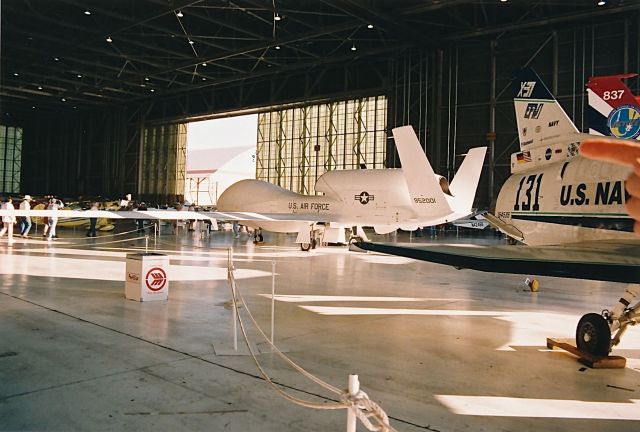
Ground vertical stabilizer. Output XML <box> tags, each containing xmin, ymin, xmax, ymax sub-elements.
<box><xmin>587</xmin><ymin>73</ymin><xmax>640</xmax><ymax>140</ymax></box>
<box><xmin>449</xmin><ymin>147</ymin><xmax>487</xmax><ymax>214</ymax></box>
<box><xmin>392</xmin><ymin>126</ymin><xmax>452</xmax><ymax>216</ymax></box>
<box><xmin>512</xmin><ymin>68</ymin><xmax>578</xmax><ymax>149</ymax></box>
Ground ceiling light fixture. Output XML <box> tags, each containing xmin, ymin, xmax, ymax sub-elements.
<box><xmin>202</xmin><ymin>62</ymin><xmax>207</xmax><ymax>66</ymax></box>
<box><xmin>84</xmin><ymin>10</ymin><xmax>91</xmax><ymax>15</ymax></box>
<box><xmin>144</xmin><ymin>77</ymin><xmax>150</xmax><ymax>81</ymax></box>
<box><xmin>597</xmin><ymin>0</ymin><xmax>606</xmax><ymax>5</ymax></box>
<box><xmin>54</xmin><ymin>57</ymin><xmax>59</xmax><ymax>61</ymax></box>
<box><xmin>37</xmin><ymin>86</ymin><xmax>43</xmax><ymax>90</ymax></box>
<box><xmin>77</xmin><ymin>74</ymin><xmax>82</xmax><ymax>78</ymax></box>
<box><xmin>176</xmin><ymin>10</ymin><xmax>184</xmax><ymax>18</ymax></box>
<box><xmin>275</xmin><ymin>45</ymin><xmax>281</xmax><ymax>50</ymax></box>
<box><xmin>13</xmin><ymin>72</ymin><xmax>19</xmax><ymax>76</ymax></box>
<box><xmin>150</xmin><ymin>89</ymin><xmax>155</xmax><ymax>92</ymax></box>
<box><xmin>106</xmin><ymin>36</ymin><xmax>113</xmax><ymax>43</ymax></box>
<box><xmin>188</xmin><ymin>40</ymin><xmax>194</xmax><ymax>45</ymax></box>
<box><xmin>367</xmin><ymin>24</ymin><xmax>374</xmax><ymax>29</ymax></box>
<box><xmin>61</xmin><ymin>98</ymin><xmax>67</xmax><ymax>102</ymax></box>
<box><xmin>351</xmin><ymin>44</ymin><xmax>357</xmax><ymax>51</ymax></box>
<box><xmin>32</xmin><ymin>106</ymin><xmax>36</xmax><ymax>109</ymax></box>
<box><xmin>274</xmin><ymin>12</ymin><xmax>281</xmax><ymax>21</ymax></box>
<box><xmin>202</xmin><ymin>77</ymin><xmax>207</xmax><ymax>81</ymax></box>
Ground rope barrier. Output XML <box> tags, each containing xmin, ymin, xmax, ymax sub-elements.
<box><xmin>228</xmin><ymin>270</ymin><xmax>398</xmax><ymax>432</ymax></box>
<box><xmin>340</xmin><ymin>390</ymin><xmax>394</xmax><ymax>432</ymax></box>
<box><xmin>228</xmin><ymin>272</ymin><xmax>344</xmax><ymax>410</ymax></box>
<box><xmin>56</xmin><ymin>235</ymin><xmax>148</xmax><ymax>248</ymax></box>
<box><xmin>41</xmin><ymin>227</ymin><xmax>141</xmax><ymax>242</ymax></box>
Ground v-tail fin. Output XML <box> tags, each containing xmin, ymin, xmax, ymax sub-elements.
<box><xmin>449</xmin><ymin>147</ymin><xmax>487</xmax><ymax>214</ymax></box>
<box><xmin>512</xmin><ymin>68</ymin><xmax>578</xmax><ymax>149</ymax></box>
<box><xmin>392</xmin><ymin>126</ymin><xmax>452</xmax><ymax>216</ymax></box>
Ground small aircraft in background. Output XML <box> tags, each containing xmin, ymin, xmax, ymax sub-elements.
<box><xmin>214</xmin><ymin>125</ymin><xmax>487</xmax><ymax>249</ymax></box>
<box><xmin>358</xmin><ymin>68</ymin><xmax>640</xmax><ymax>358</ymax></box>
<box><xmin>586</xmin><ymin>72</ymin><xmax>640</xmax><ymax>140</ymax></box>
<box><xmin>450</xmin><ymin>211</ymin><xmax>490</xmax><ymax>230</ymax></box>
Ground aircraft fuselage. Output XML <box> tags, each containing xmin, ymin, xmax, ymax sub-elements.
<box><xmin>217</xmin><ymin>169</ymin><xmax>457</xmax><ymax>230</ymax></box>
<box><xmin>495</xmin><ymin>138</ymin><xmax>634</xmax><ymax>245</ymax></box>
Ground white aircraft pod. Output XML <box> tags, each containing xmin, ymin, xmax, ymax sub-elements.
<box><xmin>214</xmin><ymin>125</ymin><xmax>487</xmax><ymax>243</ymax></box>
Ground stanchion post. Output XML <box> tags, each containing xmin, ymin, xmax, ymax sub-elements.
<box><xmin>270</xmin><ymin>258</ymin><xmax>276</xmax><ymax>346</ymax></box>
<box><xmin>231</xmin><ymin>275</ymin><xmax>238</xmax><ymax>351</ymax></box>
<box><xmin>347</xmin><ymin>374</ymin><xmax>359</xmax><ymax>432</ymax></box>
<box><xmin>227</xmin><ymin>247</ymin><xmax>238</xmax><ymax>352</ymax></box>
<box><xmin>145</xmin><ymin>235</ymin><xmax>149</xmax><ymax>253</ymax></box>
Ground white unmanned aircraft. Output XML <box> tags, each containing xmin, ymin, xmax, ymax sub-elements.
<box><xmin>213</xmin><ymin>125</ymin><xmax>487</xmax><ymax>248</ymax></box>
<box><xmin>358</xmin><ymin>68</ymin><xmax>640</xmax><ymax>358</ymax></box>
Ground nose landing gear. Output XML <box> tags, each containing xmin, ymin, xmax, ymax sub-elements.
<box><xmin>576</xmin><ymin>283</ymin><xmax>640</xmax><ymax>357</ymax></box>
<box><xmin>576</xmin><ymin>313</ymin><xmax>612</xmax><ymax>357</ymax></box>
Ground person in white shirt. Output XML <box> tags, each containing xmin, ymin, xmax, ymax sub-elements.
<box><xmin>0</xmin><ymin>196</ymin><xmax>17</xmax><ymax>244</ymax></box>
<box><xmin>46</xmin><ymin>197</ymin><xmax>64</xmax><ymax>241</ymax></box>
<box><xmin>19</xmin><ymin>195</ymin><xmax>32</xmax><ymax>238</ymax></box>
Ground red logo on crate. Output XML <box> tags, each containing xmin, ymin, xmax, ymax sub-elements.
<box><xmin>145</xmin><ymin>267</ymin><xmax>167</xmax><ymax>291</ymax></box>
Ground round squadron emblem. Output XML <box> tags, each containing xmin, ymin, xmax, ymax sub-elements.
<box><xmin>607</xmin><ymin>105</ymin><xmax>640</xmax><ymax>139</ymax></box>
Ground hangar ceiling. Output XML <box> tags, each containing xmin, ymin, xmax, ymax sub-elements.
<box><xmin>2</xmin><ymin>0</ymin><xmax>639</xmax><ymax>116</ymax></box>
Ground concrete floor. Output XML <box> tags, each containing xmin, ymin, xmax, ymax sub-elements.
<box><xmin>1</xmin><ymin>224</ymin><xmax>640</xmax><ymax>431</ymax></box>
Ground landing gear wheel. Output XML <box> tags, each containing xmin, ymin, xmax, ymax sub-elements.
<box><xmin>576</xmin><ymin>313</ymin><xmax>611</xmax><ymax>357</ymax></box>
<box><xmin>349</xmin><ymin>236</ymin><xmax>363</xmax><ymax>245</ymax></box>
<box><xmin>300</xmin><ymin>242</ymin><xmax>312</xmax><ymax>251</ymax></box>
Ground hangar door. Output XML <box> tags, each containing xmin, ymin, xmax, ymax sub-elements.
<box><xmin>0</xmin><ymin>125</ymin><xmax>22</xmax><ymax>194</ymax></box>
<box><xmin>256</xmin><ymin>96</ymin><xmax>387</xmax><ymax>195</ymax></box>
<box><xmin>138</xmin><ymin>123</ymin><xmax>187</xmax><ymax>206</ymax></box>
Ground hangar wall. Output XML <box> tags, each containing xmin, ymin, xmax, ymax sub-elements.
<box><xmin>0</xmin><ymin>125</ymin><xmax>22</xmax><ymax>194</ymax></box>
<box><xmin>388</xmin><ymin>17</ymin><xmax>639</xmax><ymax>208</ymax></box>
<box><xmin>16</xmin><ymin>14</ymin><xmax>640</xmax><ymax>208</ymax></box>
<box><xmin>19</xmin><ymin>107</ymin><xmax>142</xmax><ymax>200</ymax></box>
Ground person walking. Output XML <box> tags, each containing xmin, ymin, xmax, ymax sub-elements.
<box><xmin>19</xmin><ymin>195</ymin><xmax>32</xmax><ymax>238</ymax></box>
<box><xmin>0</xmin><ymin>196</ymin><xmax>17</xmax><ymax>244</ymax></box>
<box><xmin>46</xmin><ymin>197</ymin><xmax>64</xmax><ymax>241</ymax></box>
<box><xmin>136</xmin><ymin>201</ymin><xmax>147</xmax><ymax>233</ymax></box>
<box><xmin>87</xmin><ymin>202</ymin><xmax>98</xmax><ymax>237</ymax></box>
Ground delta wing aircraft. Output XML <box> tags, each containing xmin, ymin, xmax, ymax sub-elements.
<box><xmin>213</xmin><ymin>125</ymin><xmax>487</xmax><ymax>248</ymax></box>
<box><xmin>358</xmin><ymin>68</ymin><xmax>640</xmax><ymax>358</ymax></box>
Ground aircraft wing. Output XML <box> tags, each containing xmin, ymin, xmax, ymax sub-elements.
<box><xmin>0</xmin><ymin>209</ymin><xmax>214</xmax><ymax>220</ymax></box>
<box><xmin>201</xmin><ymin>211</ymin><xmax>317</xmax><ymax>222</ymax></box>
<box><xmin>355</xmin><ymin>240</ymin><xmax>640</xmax><ymax>284</ymax></box>
<box><xmin>0</xmin><ymin>209</ymin><xmax>318</xmax><ymax>222</ymax></box>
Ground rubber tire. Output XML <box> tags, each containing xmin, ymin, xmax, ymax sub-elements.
<box><xmin>576</xmin><ymin>313</ymin><xmax>611</xmax><ymax>357</ymax></box>
<box><xmin>300</xmin><ymin>242</ymin><xmax>312</xmax><ymax>251</ymax></box>
<box><xmin>349</xmin><ymin>236</ymin><xmax>363</xmax><ymax>245</ymax></box>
